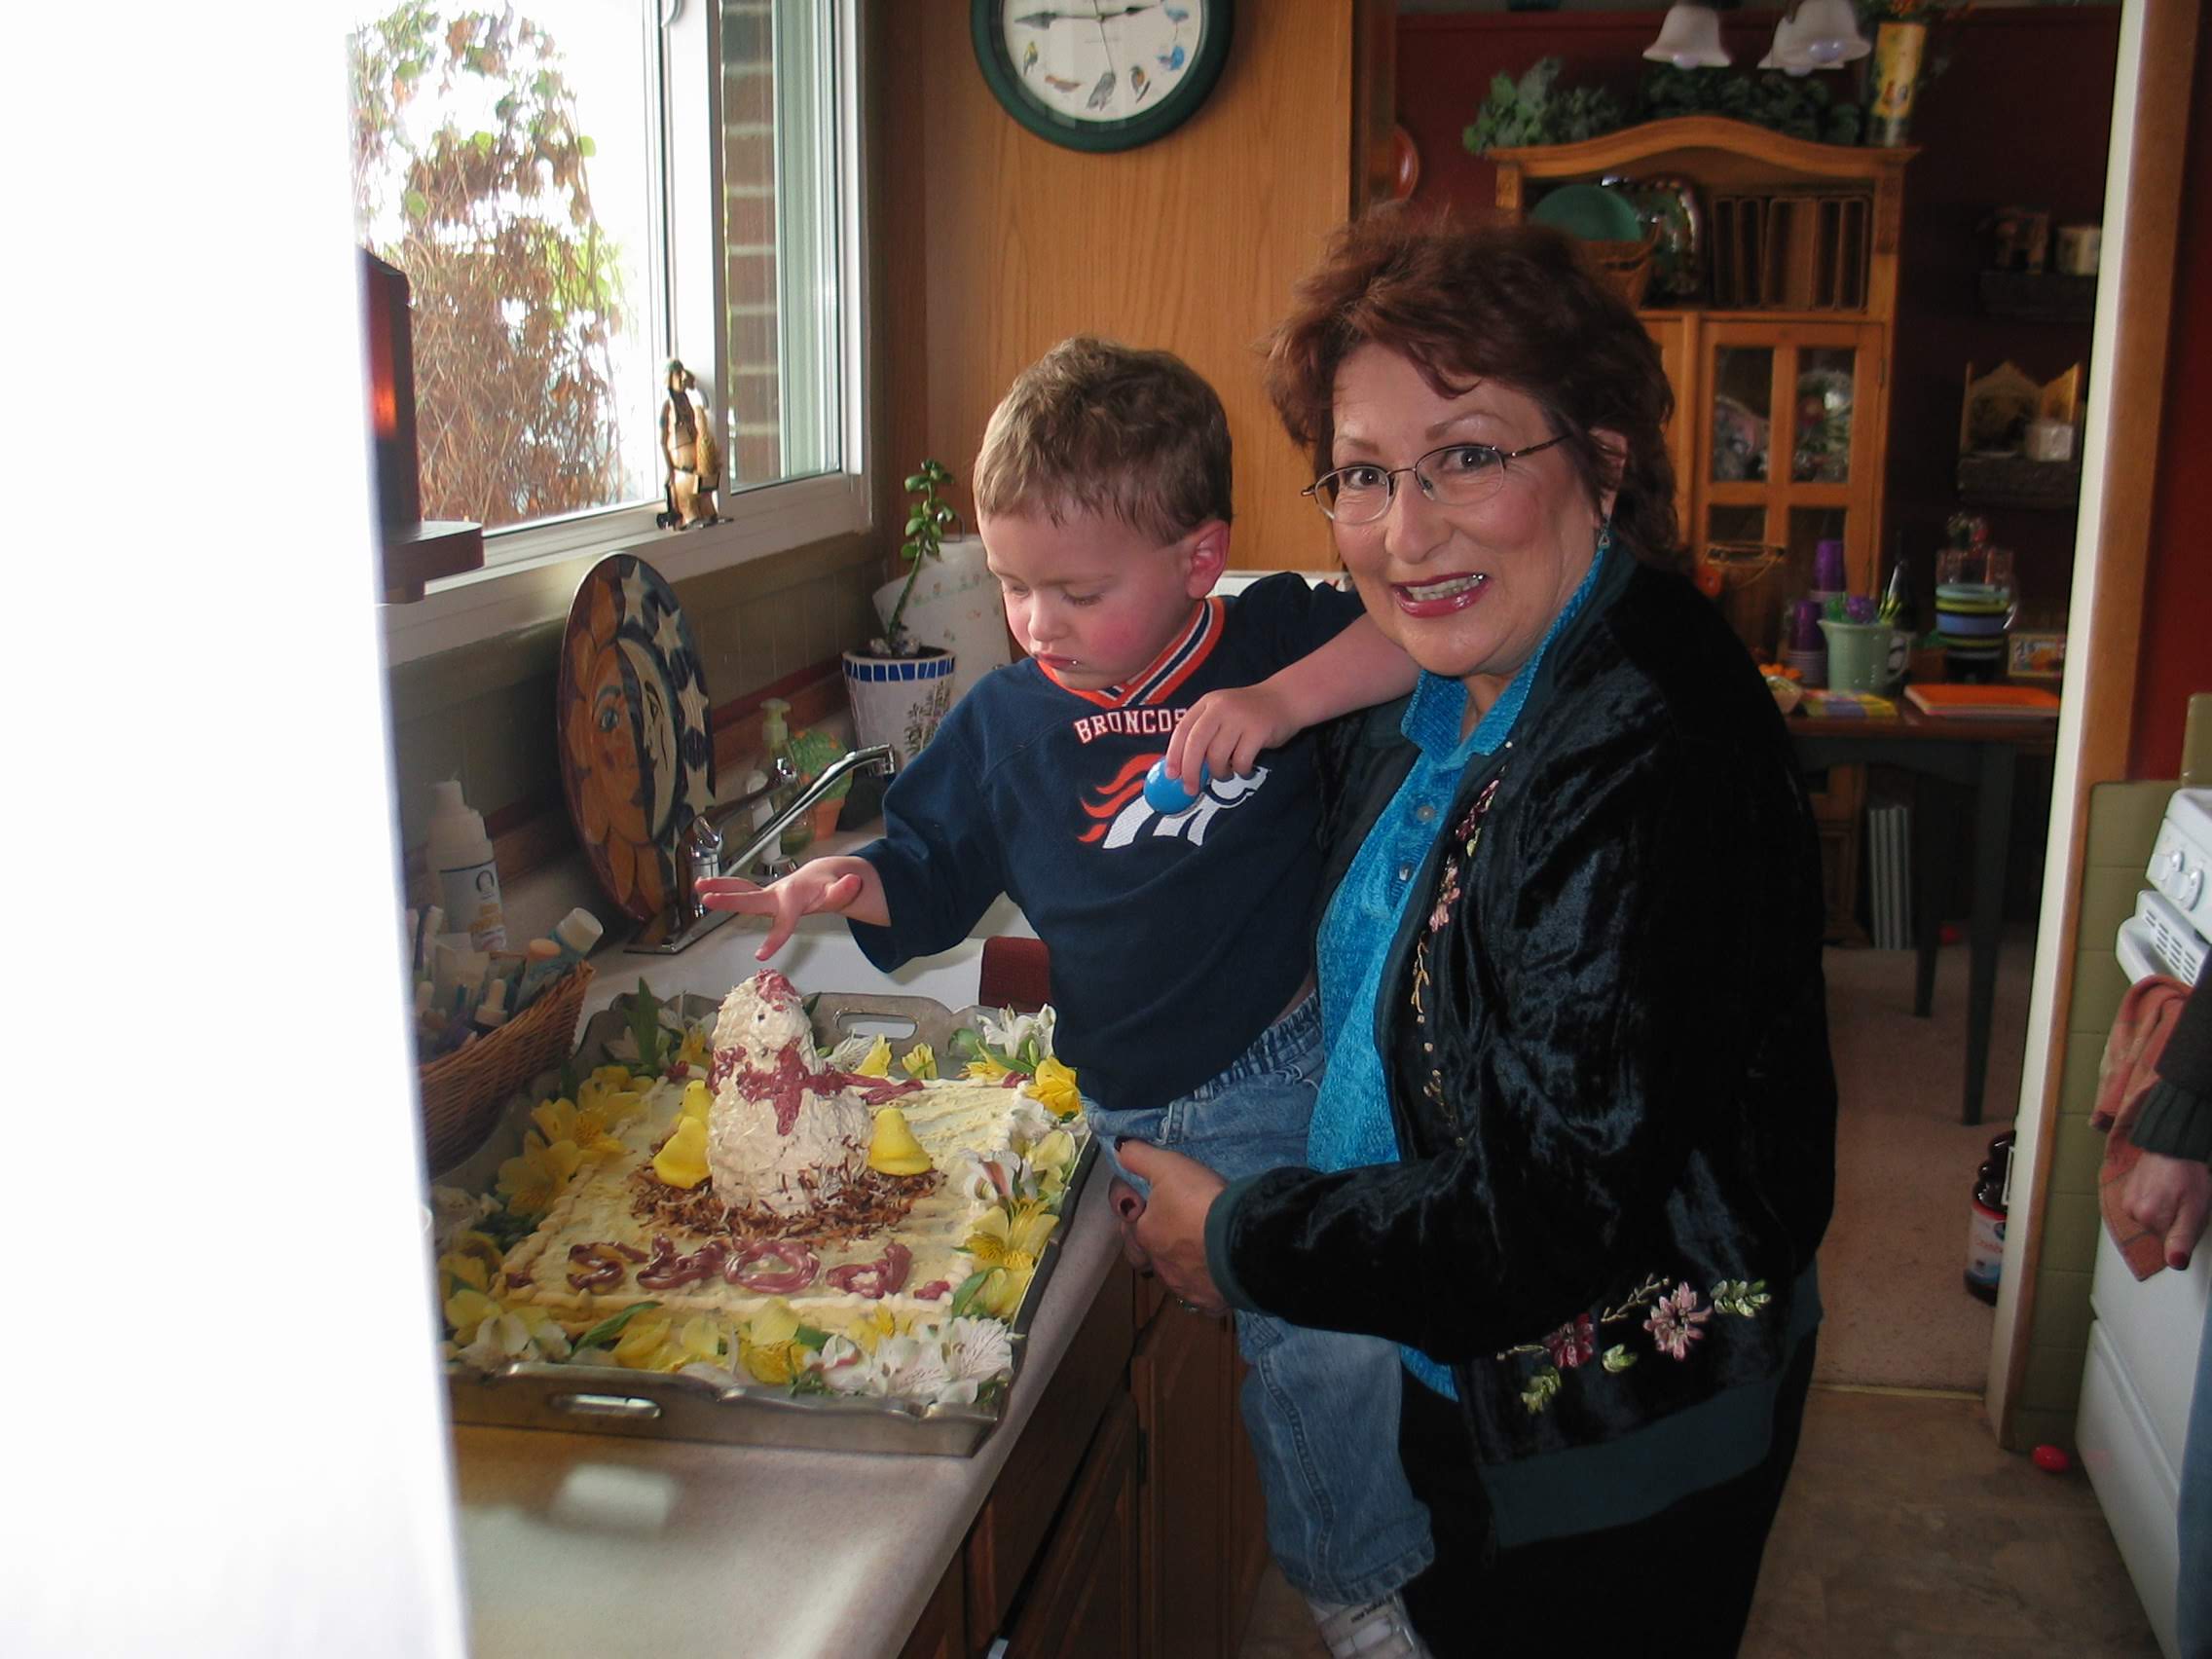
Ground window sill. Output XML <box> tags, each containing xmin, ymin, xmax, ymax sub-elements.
<box><xmin>380</xmin><ymin>472</ymin><xmax>871</xmax><ymax>667</ymax></box>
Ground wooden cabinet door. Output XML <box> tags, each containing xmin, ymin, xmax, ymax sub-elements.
<box><xmin>1689</xmin><ymin>318</ymin><xmax>1889</xmax><ymax>635</ymax></box>
<box><xmin>1002</xmin><ymin>1392</ymin><xmax>1143</xmax><ymax>1659</ymax></box>
<box><xmin>1223</xmin><ymin>1349</ymin><xmax>1272</xmax><ymax>1654</ymax></box>
<box><xmin>896</xmin><ymin>1552</ymin><xmax>968</xmax><ymax>1659</ymax></box>
<box><xmin>1132</xmin><ymin>1307</ymin><xmax>1234</xmax><ymax>1659</ymax></box>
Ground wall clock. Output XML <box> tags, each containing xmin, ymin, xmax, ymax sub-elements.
<box><xmin>972</xmin><ymin>2</ymin><xmax>1233</xmax><ymax>153</ymax></box>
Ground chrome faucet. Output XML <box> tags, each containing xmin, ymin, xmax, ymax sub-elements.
<box><xmin>625</xmin><ymin>744</ymin><xmax>898</xmax><ymax>954</ymax></box>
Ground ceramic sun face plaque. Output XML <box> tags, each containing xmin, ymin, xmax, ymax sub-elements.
<box><xmin>558</xmin><ymin>554</ymin><xmax>716</xmax><ymax>921</ymax></box>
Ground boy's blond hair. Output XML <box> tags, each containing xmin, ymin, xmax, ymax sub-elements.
<box><xmin>973</xmin><ymin>336</ymin><xmax>1233</xmax><ymax>546</ymax></box>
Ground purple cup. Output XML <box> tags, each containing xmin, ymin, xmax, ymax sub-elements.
<box><xmin>1813</xmin><ymin>538</ymin><xmax>1846</xmax><ymax>594</ymax></box>
<box><xmin>1789</xmin><ymin>598</ymin><xmax>1823</xmax><ymax>651</ymax></box>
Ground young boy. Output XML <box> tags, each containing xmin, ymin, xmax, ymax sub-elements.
<box><xmin>700</xmin><ymin>336</ymin><xmax>1432</xmax><ymax>1657</ymax></box>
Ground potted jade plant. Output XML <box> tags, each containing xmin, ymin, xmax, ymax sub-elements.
<box><xmin>843</xmin><ymin>460</ymin><xmax>969</xmax><ymax>767</ymax></box>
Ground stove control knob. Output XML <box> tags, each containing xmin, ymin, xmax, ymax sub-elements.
<box><xmin>2164</xmin><ymin>846</ymin><xmax>2188</xmax><ymax>883</ymax></box>
<box><xmin>2185</xmin><ymin>866</ymin><xmax>2204</xmax><ymax>912</ymax></box>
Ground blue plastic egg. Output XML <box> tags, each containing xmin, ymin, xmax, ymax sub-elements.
<box><xmin>1143</xmin><ymin>758</ymin><xmax>1209</xmax><ymax>815</ymax></box>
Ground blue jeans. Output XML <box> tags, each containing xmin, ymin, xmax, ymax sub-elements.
<box><xmin>1087</xmin><ymin>997</ymin><xmax>1435</xmax><ymax>1604</ymax></box>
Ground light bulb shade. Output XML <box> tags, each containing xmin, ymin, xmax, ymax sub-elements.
<box><xmin>1773</xmin><ymin>0</ymin><xmax>1871</xmax><ymax>69</ymax></box>
<box><xmin>1760</xmin><ymin>15</ymin><xmax>1818</xmax><ymax>75</ymax></box>
<box><xmin>1643</xmin><ymin>3</ymin><xmax>1732</xmax><ymax>70</ymax></box>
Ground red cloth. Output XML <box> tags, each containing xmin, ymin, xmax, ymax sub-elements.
<box><xmin>2095</xmin><ymin>974</ymin><xmax>2194</xmax><ymax>1280</ymax></box>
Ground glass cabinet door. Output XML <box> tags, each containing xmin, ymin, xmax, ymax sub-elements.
<box><xmin>1694</xmin><ymin>320</ymin><xmax>1885</xmax><ymax>598</ymax></box>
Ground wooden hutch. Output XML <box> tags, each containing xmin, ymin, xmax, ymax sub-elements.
<box><xmin>1493</xmin><ymin>117</ymin><xmax>1917</xmax><ymax>939</ymax></box>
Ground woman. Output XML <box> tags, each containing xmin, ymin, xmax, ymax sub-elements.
<box><xmin>1121</xmin><ymin>213</ymin><xmax>1836</xmax><ymax>1652</ymax></box>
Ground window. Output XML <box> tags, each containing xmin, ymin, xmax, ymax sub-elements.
<box><xmin>354</xmin><ymin>0</ymin><xmax>867</xmax><ymax>664</ymax></box>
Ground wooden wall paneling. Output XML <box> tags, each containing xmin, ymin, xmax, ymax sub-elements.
<box><xmin>875</xmin><ymin>0</ymin><xmax>1354</xmax><ymax>575</ymax></box>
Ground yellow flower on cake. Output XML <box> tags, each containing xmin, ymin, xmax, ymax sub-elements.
<box><xmin>963</xmin><ymin>1051</ymin><xmax>1012</xmax><ymax>1083</ymax></box>
<box><xmin>675</xmin><ymin>1315</ymin><xmax>726</xmax><ymax>1369</ymax></box>
<box><xmin>444</xmin><ymin>1285</ymin><xmax>503</xmax><ymax>1339</ymax></box>
<box><xmin>676</xmin><ymin>1024</ymin><xmax>711</xmax><ymax>1072</ymax></box>
<box><xmin>739</xmin><ymin>1335</ymin><xmax>802</xmax><ymax>1385</ymax></box>
<box><xmin>530</xmin><ymin>1097</ymin><xmax>627</xmax><ymax>1164</ymax></box>
<box><xmin>853</xmin><ymin>1035</ymin><xmax>894</xmax><ymax>1078</ymax></box>
<box><xmin>577</xmin><ymin>1067</ymin><xmax>645</xmax><ymax>1127</ymax></box>
<box><xmin>901</xmin><ymin>1043</ymin><xmax>939</xmax><ymax>1081</ymax></box>
<box><xmin>611</xmin><ymin>1313</ymin><xmax>682</xmax><ymax>1371</ymax></box>
<box><xmin>438</xmin><ymin>1230</ymin><xmax>505</xmax><ymax>1294</ymax></box>
<box><xmin>846</xmin><ymin>1304</ymin><xmax>900</xmax><ymax>1354</ymax></box>
<box><xmin>963</xmin><ymin>1198</ymin><xmax>1057</xmax><ymax>1272</ymax></box>
<box><xmin>1026</xmin><ymin>1057</ymin><xmax>1082</xmax><ymax>1119</ymax></box>
<box><xmin>975</xmin><ymin>1265</ymin><xmax>1034</xmax><ymax>1320</ymax></box>
<box><xmin>495</xmin><ymin>1133</ymin><xmax>585</xmax><ymax>1214</ymax></box>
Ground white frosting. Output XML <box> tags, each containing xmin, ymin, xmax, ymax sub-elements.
<box><xmin>705</xmin><ymin>972</ymin><xmax>871</xmax><ymax>1217</ymax></box>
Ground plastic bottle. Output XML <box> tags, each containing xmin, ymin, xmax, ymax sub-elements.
<box><xmin>1964</xmin><ymin>1130</ymin><xmax>2015</xmax><ymax>1304</ymax></box>
<box><xmin>759</xmin><ymin>697</ymin><xmax>812</xmax><ymax>857</ymax></box>
<box><xmin>425</xmin><ymin>779</ymin><xmax>506</xmax><ymax>950</ymax></box>
<box><xmin>512</xmin><ymin>906</ymin><xmax>605</xmax><ymax>1011</ymax></box>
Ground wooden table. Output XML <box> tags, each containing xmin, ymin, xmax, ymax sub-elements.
<box><xmin>1789</xmin><ymin>707</ymin><xmax>2059</xmax><ymax>1124</ymax></box>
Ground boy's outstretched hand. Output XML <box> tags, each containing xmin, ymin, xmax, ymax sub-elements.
<box><xmin>1162</xmin><ymin>683</ymin><xmax>1299</xmax><ymax>790</ymax></box>
<box><xmin>695</xmin><ymin>856</ymin><xmax>887</xmax><ymax>960</ymax></box>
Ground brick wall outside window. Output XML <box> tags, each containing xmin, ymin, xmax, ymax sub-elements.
<box><xmin>723</xmin><ymin>2</ymin><xmax>781</xmax><ymax>484</ymax></box>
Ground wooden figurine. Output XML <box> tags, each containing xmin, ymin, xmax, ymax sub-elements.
<box><xmin>658</xmin><ymin>358</ymin><xmax>723</xmax><ymax>530</ymax></box>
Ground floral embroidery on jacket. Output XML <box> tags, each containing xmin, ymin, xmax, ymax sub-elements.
<box><xmin>1497</xmin><ymin>1272</ymin><xmax>1775</xmax><ymax>1415</ymax></box>
<box><xmin>1412</xmin><ymin>774</ymin><xmax>1503</xmax><ymax>1084</ymax></box>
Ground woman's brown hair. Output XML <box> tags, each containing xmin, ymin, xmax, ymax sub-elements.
<box><xmin>1265</xmin><ymin>210</ymin><xmax>1682</xmax><ymax>572</ymax></box>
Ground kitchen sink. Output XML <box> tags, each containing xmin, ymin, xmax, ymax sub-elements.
<box><xmin>582</xmin><ymin>893</ymin><xmax>1038</xmax><ymax>1027</ymax></box>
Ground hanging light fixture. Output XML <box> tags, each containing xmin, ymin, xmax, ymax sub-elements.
<box><xmin>1643</xmin><ymin>2</ymin><xmax>1732</xmax><ymax>70</ymax></box>
<box><xmin>1771</xmin><ymin>0</ymin><xmax>1871</xmax><ymax>71</ymax></box>
<box><xmin>1758</xmin><ymin>10</ymin><xmax>1818</xmax><ymax>76</ymax></box>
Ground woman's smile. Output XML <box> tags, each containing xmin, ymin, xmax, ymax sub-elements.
<box><xmin>1390</xmin><ymin>571</ymin><xmax>1491</xmax><ymax>616</ymax></box>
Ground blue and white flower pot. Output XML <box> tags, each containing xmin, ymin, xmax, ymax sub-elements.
<box><xmin>841</xmin><ymin>646</ymin><xmax>956</xmax><ymax>768</ymax></box>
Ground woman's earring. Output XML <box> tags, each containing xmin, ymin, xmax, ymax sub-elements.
<box><xmin>1596</xmin><ymin>516</ymin><xmax>1614</xmax><ymax>559</ymax></box>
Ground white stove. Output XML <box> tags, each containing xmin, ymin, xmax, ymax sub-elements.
<box><xmin>2081</xmin><ymin>785</ymin><xmax>2211</xmax><ymax>1658</ymax></box>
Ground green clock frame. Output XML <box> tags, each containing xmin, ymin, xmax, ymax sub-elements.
<box><xmin>971</xmin><ymin>1</ymin><xmax>1235</xmax><ymax>154</ymax></box>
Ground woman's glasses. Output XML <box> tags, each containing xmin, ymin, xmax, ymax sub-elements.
<box><xmin>1303</xmin><ymin>434</ymin><xmax>1569</xmax><ymax>525</ymax></box>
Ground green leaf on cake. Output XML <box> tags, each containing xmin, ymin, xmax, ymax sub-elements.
<box><xmin>572</xmin><ymin>1300</ymin><xmax>662</xmax><ymax>1351</ymax></box>
<box><xmin>947</xmin><ymin>1269</ymin><xmax>992</xmax><ymax>1318</ymax></box>
<box><xmin>793</xmin><ymin>1324</ymin><xmax>830</xmax><ymax>1350</ymax></box>
<box><xmin>625</xmin><ymin>979</ymin><xmax>665</xmax><ymax>1073</ymax></box>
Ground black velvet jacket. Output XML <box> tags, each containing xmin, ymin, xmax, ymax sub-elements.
<box><xmin>1210</xmin><ymin>552</ymin><xmax>1837</xmax><ymax>1465</ymax></box>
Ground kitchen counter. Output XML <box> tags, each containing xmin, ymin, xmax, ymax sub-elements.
<box><xmin>452</xmin><ymin>1171</ymin><xmax>1116</xmax><ymax>1657</ymax></box>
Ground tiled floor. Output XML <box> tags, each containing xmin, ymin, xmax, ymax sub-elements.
<box><xmin>1235</xmin><ymin>1385</ymin><xmax>2160</xmax><ymax>1657</ymax></box>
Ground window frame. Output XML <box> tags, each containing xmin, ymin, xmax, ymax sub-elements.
<box><xmin>379</xmin><ymin>0</ymin><xmax>872</xmax><ymax>669</ymax></box>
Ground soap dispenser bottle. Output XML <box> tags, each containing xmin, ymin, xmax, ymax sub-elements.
<box><xmin>759</xmin><ymin>697</ymin><xmax>812</xmax><ymax>858</ymax></box>
<box><xmin>425</xmin><ymin>778</ymin><xmax>507</xmax><ymax>950</ymax></box>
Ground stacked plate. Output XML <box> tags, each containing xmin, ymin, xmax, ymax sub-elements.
<box><xmin>1935</xmin><ymin>580</ymin><xmax>2015</xmax><ymax>681</ymax></box>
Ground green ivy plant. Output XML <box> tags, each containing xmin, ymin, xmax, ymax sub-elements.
<box><xmin>1463</xmin><ymin>58</ymin><xmax>1628</xmax><ymax>156</ymax></box>
<box><xmin>874</xmin><ymin>459</ymin><xmax>960</xmax><ymax>657</ymax></box>
<box><xmin>1638</xmin><ymin>63</ymin><xmax>1864</xmax><ymax>146</ymax></box>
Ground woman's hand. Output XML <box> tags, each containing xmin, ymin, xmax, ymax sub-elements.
<box><xmin>694</xmin><ymin>857</ymin><xmax>882</xmax><ymax>959</ymax></box>
<box><xmin>1120</xmin><ymin>1141</ymin><xmax>1230</xmax><ymax>1313</ymax></box>
<box><xmin>2120</xmin><ymin>1147</ymin><xmax>2212</xmax><ymax>1272</ymax></box>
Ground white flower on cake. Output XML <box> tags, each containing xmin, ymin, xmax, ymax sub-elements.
<box><xmin>939</xmin><ymin>1317</ymin><xmax>1014</xmax><ymax>1405</ymax></box>
<box><xmin>705</xmin><ymin>970</ymin><xmax>873</xmax><ymax>1217</ymax></box>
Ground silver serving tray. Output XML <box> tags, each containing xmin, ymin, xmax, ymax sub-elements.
<box><xmin>436</xmin><ymin>989</ymin><xmax>1094</xmax><ymax>1456</ymax></box>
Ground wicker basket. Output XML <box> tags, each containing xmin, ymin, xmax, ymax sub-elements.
<box><xmin>1583</xmin><ymin>236</ymin><xmax>1657</xmax><ymax>309</ymax></box>
<box><xmin>416</xmin><ymin>962</ymin><xmax>595</xmax><ymax>1173</ymax></box>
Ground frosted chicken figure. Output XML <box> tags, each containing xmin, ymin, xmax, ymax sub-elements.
<box><xmin>706</xmin><ymin>971</ymin><xmax>872</xmax><ymax>1217</ymax></box>
<box><xmin>658</xmin><ymin>357</ymin><xmax>723</xmax><ymax>529</ymax></box>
